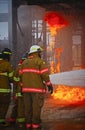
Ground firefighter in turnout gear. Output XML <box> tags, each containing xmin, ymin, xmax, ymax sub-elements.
<box><xmin>12</xmin><ymin>52</ymin><xmax>29</xmax><ymax>127</ymax></box>
<box><xmin>0</xmin><ymin>48</ymin><xmax>14</xmax><ymax>126</ymax></box>
<box><xmin>19</xmin><ymin>45</ymin><xmax>53</xmax><ymax>130</ymax></box>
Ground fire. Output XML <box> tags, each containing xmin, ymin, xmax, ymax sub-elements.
<box><xmin>44</xmin><ymin>11</ymin><xmax>69</xmax><ymax>35</ymax></box>
<box><xmin>49</xmin><ymin>43</ymin><xmax>85</xmax><ymax>105</ymax></box>
<box><xmin>56</xmin><ymin>48</ymin><xmax>63</xmax><ymax>73</ymax></box>
<box><xmin>52</xmin><ymin>85</ymin><xmax>85</xmax><ymax>105</ymax></box>
<box><xmin>50</xmin><ymin>61</ymin><xmax>55</xmax><ymax>74</ymax></box>
<box><xmin>44</xmin><ymin>12</ymin><xmax>85</xmax><ymax>105</ymax></box>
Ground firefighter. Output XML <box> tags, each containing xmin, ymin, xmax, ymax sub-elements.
<box><xmin>19</xmin><ymin>45</ymin><xmax>53</xmax><ymax>130</ymax></box>
<box><xmin>0</xmin><ymin>48</ymin><xmax>14</xmax><ymax>126</ymax></box>
<box><xmin>11</xmin><ymin>52</ymin><xmax>29</xmax><ymax>127</ymax></box>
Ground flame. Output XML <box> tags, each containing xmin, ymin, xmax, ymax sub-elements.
<box><xmin>49</xmin><ymin>46</ymin><xmax>85</xmax><ymax>105</ymax></box>
<box><xmin>44</xmin><ymin>11</ymin><xmax>69</xmax><ymax>35</ymax></box>
<box><xmin>56</xmin><ymin>48</ymin><xmax>63</xmax><ymax>73</ymax></box>
<box><xmin>50</xmin><ymin>61</ymin><xmax>55</xmax><ymax>74</ymax></box>
<box><xmin>51</xmin><ymin>48</ymin><xmax>85</xmax><ymax>105</ymax></box>
<box><xmin>52</xmin><ymin>85</ymin><xmax>85</xmax><ymax>105</ymax></box>
<box><xmin>44</xmin><ymin>12</ymin><xmax>85</xmax><ymax>106</ymax></box>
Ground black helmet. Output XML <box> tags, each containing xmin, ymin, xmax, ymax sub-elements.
<box><xmin>2</xmin><ymin>48</ymin><xmax>12</xmax><ymax>55</ymax></box>
<box><xmin>2</xmin><ymin>48</ymin><xmax>12</xmax><ymax>61</ymax></box>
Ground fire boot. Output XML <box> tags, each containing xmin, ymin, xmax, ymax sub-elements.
<box><xmin>32</xmin><ymin>124</ymin><xmax>41</xmax><ymax>130</ymax></box>
<box><xmin>8</xmin><ymin>117</ymin><xmax>16</xmax><ymax>124</ymax></box>
<box><xmin>26</xmin><ymin>123</ymin><xmax>32</xmax><ymax>130</ymax></box>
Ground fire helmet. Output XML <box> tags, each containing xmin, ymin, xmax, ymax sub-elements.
<box><xmin>28</xmin><ymin>45</ymin><xmax>43</xmax><ymax>54</ymax></box>
<box><xmin>2</xmin><ymin>48</ymin><xmax>12</xmax><ymax>55</ymax></box>
<box><xmin>2</xmin><ymin>48</ymin><xmax>12</xmax><ymax>61</ymax></box>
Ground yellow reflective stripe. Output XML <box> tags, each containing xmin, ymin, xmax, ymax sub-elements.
<box><xmin>0</xmin><ymin>72</ymin><xmax>8</xmax><ymax>76</ymax></box>
<box><xmin>3</xmin><ymin>52</ymin><xmax>12</xmax><ymax>54</ymax></box>
<box><xmin>0</xmin><ymin>71</ymin><xmax>14</xmax><ymax>77</ymax></box>
<box><xmin>8</xmin><ymin>71</ymin><xmax>13</xmax><ymax>77</ymax></box>
<box><xmin>13</xmin><ymin>77</ymin><xmax>20</xmax><ymax>82</ymax></box>
<box><xmin>16</xmin><ymin>92</ymin><xmax>22</xmax><ymax>97</ymax></box>
<box><xmin>0</xmin><ymin>119</ymin><xmax>5</xmax><ymax>122</ymax></box>
<box><xmin>17</xmin><ymin>118</ymin><xmax>25</xmax><ymax>122</ymax></box>
<box><xmin>0</xmin><ymin>88</ymin><xmax>11</xmax><ymax>93</ymax></box>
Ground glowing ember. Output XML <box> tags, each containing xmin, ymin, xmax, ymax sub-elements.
<box><xmin>52</xmin><ymin>85</ymin><xmax>85</xmax><ymax>105</ymax></box>
<box><xmin>44</xmin><ymin>11</ymin><xmax>69</xmax><ymax>35</ymax></box>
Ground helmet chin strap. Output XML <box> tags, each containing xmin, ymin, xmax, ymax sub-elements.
<box><xmin>38</xmin><ymin>52</ymin><xmax>41</xmax><ymax>58</ymax></box>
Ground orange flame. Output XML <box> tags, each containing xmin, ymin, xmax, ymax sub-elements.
<box><xmin>50</xmin><ymin>47</ymin><xmax>85</xmax><ymax>105</ymax></box>
<box><xmin>44</xmin><ymin>11</ymin><xmax>69</xmax><ymax>35</ymax></box>
<box><xmin>44</xmin><ymin>12</ymin><xmax>85</xmax><ymax>106</ymax></box>
<box><xmin>56</xmin><ymin>48</ymin><xmax>63</xmax><ymax>73</ymax></box>
<box><xmin>52</xmin><ymin>85</ymin><xmax>85</xmax><ymax>105</ymax></box>
<box><xmin>50</xmin><ymin>61</ymin><xmax>55</xmax><ymax>74</ymax></box>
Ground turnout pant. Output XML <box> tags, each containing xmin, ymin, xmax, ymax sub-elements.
<box><xmin>0</xmin><ymin>93</ymin><xmax>10</xmax><ymax>123</ymax></box>
<box><xmin>23</xmin><ymin>93</ymin><xmax>44</xmax><ymax>129</ymax></box>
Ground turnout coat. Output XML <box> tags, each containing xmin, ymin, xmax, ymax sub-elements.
<box><xmin>19</xmin><ymin>53</ymin><xmax>51</xmax><ymax>94</ymax></box>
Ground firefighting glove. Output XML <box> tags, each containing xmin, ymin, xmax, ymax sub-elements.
<box><xmin>47</xmin><ymin>84</ymin><xmax>53</xmax><ymax>94</ymax></box>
